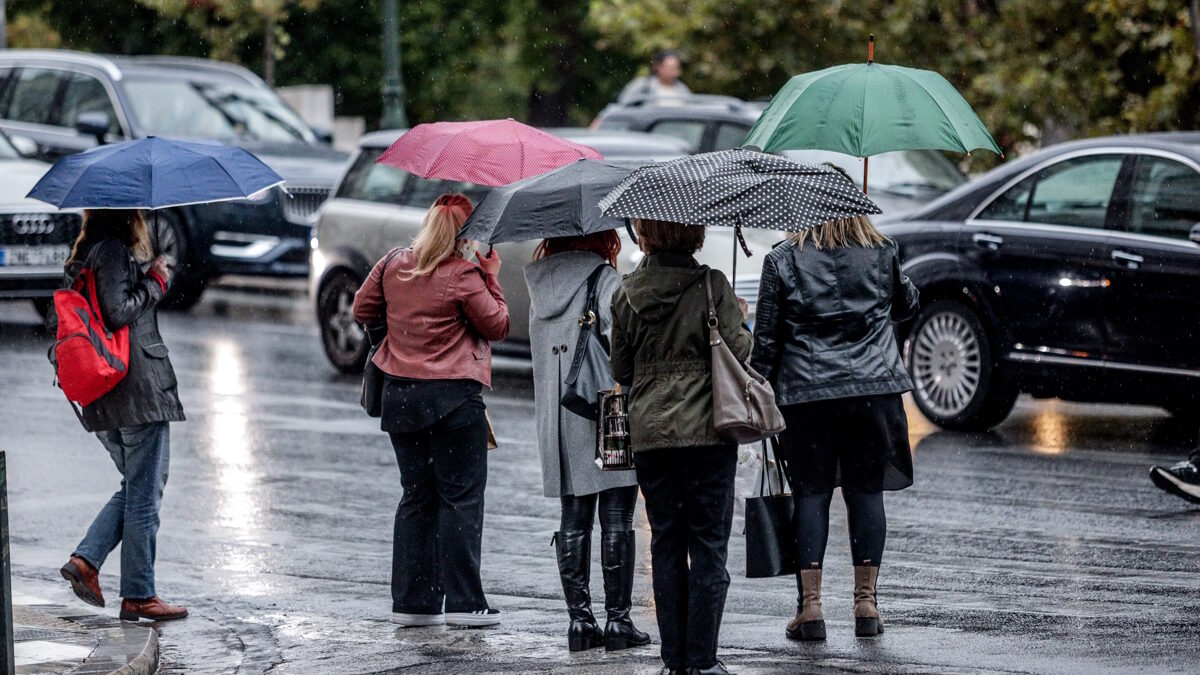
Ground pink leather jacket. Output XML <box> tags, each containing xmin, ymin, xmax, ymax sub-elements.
<box><xmin>352</xmin><ymin>248</ymin><xmax>510</xmax><ymax>387</ymax></box>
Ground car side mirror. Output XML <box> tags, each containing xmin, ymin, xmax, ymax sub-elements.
<box><xmin>1190</xmin><ymin>222</ymin><xmax>1200</xmax><ymax>245</ymax></box>
<box><xmin>312</xmin><ymin>127</ymin><xmax>333</xmax><ymax>145</ymax></box>
<box><xmin>74</xmin><ymin>112</ymin><xmax>111</xmax><ymax>145</ymax></box>
<box><xmin>8</xmin><ymin>134</ymin><xmax>38</xmax><ymax>158</ymax></box>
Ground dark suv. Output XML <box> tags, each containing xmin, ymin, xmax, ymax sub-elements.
<box><xmin>884</xmin><ymin>133</ymin><xmax>1200</xmax><ymax>430</ymax></box>
<box><xmin>592</xmin><ymin>94</ymin><xmax>765</xmax><ymax>153</ymax></box>
<box><xmin>0</xmin><ymin>50</ymin><xmax>348</xmax><ymax>307</ymax></box>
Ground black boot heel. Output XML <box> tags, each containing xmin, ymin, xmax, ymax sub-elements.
<box><xmin>569</xmin><ymin>634</ymin><xmax>599</xmax><ymax>652</ymax></box>
<box><xmin>605</xmin><ymin>635</ymin><xmax>629</xmax><ymax>651</ymax></box>
<box><xmin>855</xmin><ymin>617</ymin><xmax>882</xmax><ymax>637</ymax></box>
<box><xmin>788</xmin><ymin>619</ymin><xmax>826</xmax><ymax>641</ymax></box>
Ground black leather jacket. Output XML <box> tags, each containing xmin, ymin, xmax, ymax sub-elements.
<box><xmin>64</xmin><ymin>238</ymin><xmax>185</xmax><ymax>432</ymax></box>
<box><xmin>750</xmin><ymin>239</ymin><xmax>918</xmax><ymax>406</ymax></box>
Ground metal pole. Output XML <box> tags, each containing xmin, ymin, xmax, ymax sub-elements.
<box><xmin>1</xmin><ymin>0</ymin><xmax>8</xmax><ymax>50</ymax></box>
<box><xmin>380</xmin><ymin>0</ymin><xmax>409</xmax><ymax>129</ymax></box>
<box><xmin>0</xmin><ymin>452</ymin><xmax>14</xmax><ymax>675</ymax></box>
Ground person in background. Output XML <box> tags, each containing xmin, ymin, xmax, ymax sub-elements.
<box><xmin>525</xmin><ymin>231</ymin><xmax>651</xmax><ymax>653</ymax></box>
<box><xmin>58</xmin><ymin>209</ymin><xmax>188</xmax><ymax>623</ymax></box>
<box><xmin>750</xmin><ymin>215</ymin><xmax>918</xmax><ymax>642</ymax></box>
<box><xmin>610</xmin><ymin>219</ymin><xmax>751</xmax><ymax>675</ymax></box>
<box><xmin>618</xmin><ymin>50</ymin><xmax>692</xmax><ymax>103</ymax></box>
<box><xmin>353</xmin><ymin>193</ymin><xmax>509</xmax><ymax>628</ymax></box>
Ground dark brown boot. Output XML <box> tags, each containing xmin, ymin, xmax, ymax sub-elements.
<box><xmin>785</xmin><ymin>566</ymin><xmax>825</xmax><ymax>641</ymax></box>
<box><xmin>853</xmin><ymin>564</ymin><xmax>883</xmax><ymax>637</ymax></box>
<box><xmin>60</xmin><ymin>556</ymin><xmax>104</xmax><ymax>608</ymax></box>
<box><xmin>120</xmin><ymin>596</ymin><xmax>188</xmax><ymax>622</ymax></box>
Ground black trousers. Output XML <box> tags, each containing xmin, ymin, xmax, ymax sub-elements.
<box><xmin>560</xmin><ymin>485</ymin><xmax>639</xmax><ymax>532</ymax></box>
<box><xmin>389</xmin><ymin>400</ymin><xmax>489</xmax><ymax>614</ymax></box>
<box><xmin>635</xmin><ymin>445</ymin><xmax>737</xmax><ymax>670</ymax></box>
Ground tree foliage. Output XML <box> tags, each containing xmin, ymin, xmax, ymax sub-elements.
<box><xmin>6</xmin><ymin>0</ymin><xmax>1199</xmax><ymax>150</ymax></box>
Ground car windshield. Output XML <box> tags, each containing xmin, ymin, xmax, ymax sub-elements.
<box><xmin>782</xmin><ymin>149</ymin><xmax>966</xmax><ymax>195</ymax></box>
<box><xmin>0</xmin><ymin>130</ymin><xmax>19</xmax><ymax>159</ymax></box>
<box><xmin>121</xmin><ymin>76</ymin><xmax>314</xmax><ymax>144</ymax></box>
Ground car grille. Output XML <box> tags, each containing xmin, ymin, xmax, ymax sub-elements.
<box><xmin>281</xmin><ymin>185</ymin><xmax>332</xmax><ymax>223</ymax></box>
<box><xmin>735</xmin><ymin>276</ymin><xmax>761</xmax><ymax>315</ymax></box>
<box><xmin>0</xmin><ymin>212</ymin><xmax>83</xmax><ymax>246</ymax></box>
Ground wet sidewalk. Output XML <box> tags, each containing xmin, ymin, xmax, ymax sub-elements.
<box><xmin>12</xmin><ymin>581</ymin><xmax>158</xmax><ymax>675</ymax></box>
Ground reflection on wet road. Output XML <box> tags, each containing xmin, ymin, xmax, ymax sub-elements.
<box><xmin>1</xmin><ymin>290</ymin><xmax>1197</xmax><ymax>674</ymax></box>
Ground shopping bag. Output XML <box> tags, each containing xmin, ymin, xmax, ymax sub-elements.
<box><xmin>745</xmin><ymin>438</ymin><xmax>795</xmax><ymax>578</ymax></box>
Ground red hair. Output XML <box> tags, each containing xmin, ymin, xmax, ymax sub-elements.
<box><xmin>533</xmin><ymin>231</ymin><xmax>621</xmax><ymax>267</ymax></box>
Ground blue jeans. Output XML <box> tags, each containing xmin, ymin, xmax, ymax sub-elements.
<box><xmin>73</xmin><ymin>422</ymin><xmax>170</xmax><ymax>600</ymax></box>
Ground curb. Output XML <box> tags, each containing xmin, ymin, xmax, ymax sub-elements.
<box><xmin>14</xmin><ymin>604</ymin><xmax>158</xmax><ymax>675</ymax></box>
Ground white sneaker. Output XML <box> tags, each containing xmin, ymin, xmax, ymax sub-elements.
<box><xmin>392</xmin><ymin>612</ymin><xmax>445</xmax><ymax>627</ymax></box>
<box><xmin>445</xmin><ymin>608</ymin><xmax>501</xmax><ymax>627</ymax></box>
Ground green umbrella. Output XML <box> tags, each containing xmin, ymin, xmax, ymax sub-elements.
<box><xmin>743</xmin><ymin>36</ymin><xmax>1000</xmax><ymax>192</ymax></box>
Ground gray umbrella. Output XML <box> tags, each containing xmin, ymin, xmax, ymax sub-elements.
<box><xmin>458</xmin><ymin>158</ymin><xmax>653</xmax><ymax>245</ymax></box>
<box><xmin>597</xmin><ymin>149</ymin><xmax>881</xmax><ymax>232</ymax></box>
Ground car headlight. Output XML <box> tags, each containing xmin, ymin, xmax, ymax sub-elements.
<box><xmin>310</xmin><ymin>245</ymin><xmax>326</xmax><ymax>281</ymax></box>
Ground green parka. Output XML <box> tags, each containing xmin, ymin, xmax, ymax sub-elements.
<box><xmin>610</xmin><ymin>252</ymin><xmax>753</xmax><ymax>452</ymax></box>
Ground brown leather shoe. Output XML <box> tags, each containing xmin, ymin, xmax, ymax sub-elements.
<box><xmin>120</xmin><ymin>596</ymin><xmax>188</xmax><ymax>622</ymax></box>
<box><xmin>60</xmin><ymin>556</ymin><xmax>104</xmax><ymax>608</ymax></box>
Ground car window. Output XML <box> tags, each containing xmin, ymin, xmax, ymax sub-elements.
<box><xmin>1126</xmin><ymin>156</ymin><xmax>1200</xmax><ymax>241</ymax></box>
<box><xmin>405</xmin><ymin>177</ymin><xmax>490</xmax><ymax>209</ymax></box>
<box><xmin>59</xmin><ymin>73</ymin><xmax>119</xmax><ymax>134</ymax></box>
<box><xmin>122</xmin><ymin>76</ymin><xmax>314</xmax><ymax>144</ymax></box>
<box><xmin>336</xmin><ymin>148</ymin><xmax>409</xmax><ymax>204</ymax></box>
<box><xmin>648</xmin><ymin>120</ymin><xmax>706</xmax><ymax>152</ymax></box>
<box><xmin>713</xmin><ymin>123</ymin><xmax>749</xmax><ymax>151</ymax></box>
<box><xmin>5</xmin><ymin>68</ymin><xmax>63</xmax><ymax>125</ymax></box>
<box><xmin>978</xmin><ymin>155</ymin><xmax>1123</xmax><ymax>229</ymax></box>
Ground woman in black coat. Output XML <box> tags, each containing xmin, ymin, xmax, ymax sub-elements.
<box><xmin>57</xmin><ymin>209</ymin><xmax>188</xmax><ymax>623</ymax></box>
<box><xmin>751</xmin><ymin>215</ymin><xmax>918</xmax><ymax>642</ymax></box>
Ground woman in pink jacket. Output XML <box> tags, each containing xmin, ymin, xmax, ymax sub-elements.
<box><xmin>353</xmin><ymin>193</ymin><xmax>509</xmax><ymax>628</ymax></box>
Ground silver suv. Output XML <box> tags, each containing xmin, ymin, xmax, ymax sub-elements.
<box><xmin>309</xmin><ymin>128</ymin><xmax>781</xmax><ymax>373</ymax></box>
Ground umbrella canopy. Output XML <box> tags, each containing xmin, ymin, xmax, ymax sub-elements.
<box><xmin>743</xmin><ymin>62</ymin><xmax>1001</xmax><ymax>158</ymax></box>
<box><xmin>458</xmin><ymin>159</ymin><xmax>651</xmax><ymax>245</ymax></box>
<box><xmin>598</xmin><ymin>149</ymin><xmax>881</xmax><ymax>233</ymax></box>
<box><xmin>377</xmin><ymin>118</ymin><xmax>603</xmax><ymax>187</ymax></box>
<box><xmin>26</xmin><ymin>137</ymin><xmax>284</xmax><ymax>209</ymax></box>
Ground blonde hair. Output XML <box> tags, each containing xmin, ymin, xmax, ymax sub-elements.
<box><xmin>790</xmin><ymin>215</ymin><xmax>887</xmax><ymax>250</ymax></box>
<box><xmin>68</xmin><ymin>209</ymin><xmax>153</xmax><ymax>266</ymax></box>
<box><xmin>404</xmin><ymin>193</ymin><xmax>474</xmax><ymax>279</ymax></box>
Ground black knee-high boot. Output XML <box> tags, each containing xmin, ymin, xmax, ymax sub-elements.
<box><xmin>600</xmin><ymin>530</ymin><xmax>651</xmax><ymax>651</ymax></box>
<box><xmin>554</xmin><ymin>530</ymin><xmax>604</xmax><ymax>651</ymax></box>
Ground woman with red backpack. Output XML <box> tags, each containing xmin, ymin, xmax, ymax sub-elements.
<box><xmin>57</xmin><ymin>209</ymin><xmax>189</xmax><ymax>623</ymax></box>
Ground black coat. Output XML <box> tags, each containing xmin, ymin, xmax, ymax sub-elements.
<box><xmin>65</xmin><ymin>238</ymin><xmax>185</xmax><ymax>432</ymax></box>
<box><xmin>750</xmin><ymin>239</ymin><xmax>918</xmax><ymax>406</ymax></box>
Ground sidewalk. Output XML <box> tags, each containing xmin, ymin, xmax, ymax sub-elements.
<box><xmin>12</xmin><ymin>584</ymin><xmax>158</xmax><ymax>675</ymax></box>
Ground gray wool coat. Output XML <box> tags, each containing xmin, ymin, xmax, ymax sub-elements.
<box><xmin>525</xmin><ymin>251</ymin><xmax>638</xmax><ymax>498</ymax></box>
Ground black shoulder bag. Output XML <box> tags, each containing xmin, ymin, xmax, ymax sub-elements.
<box><xmin>360</xmin><ymin>248</ymin><xmax>401</xmax><ymax>417</ymax></box>
<box><xmin>745</xmin><ymin>437</ymin><xmax>796</xmax><ymax>578</ymax></box>
<box><xmin>560</xmin><ymin>265</ymin><xmax>616</xmax><ymax>421</ymax></box>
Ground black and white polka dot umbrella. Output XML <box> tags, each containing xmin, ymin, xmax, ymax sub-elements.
<box><xmin>597</xmin><ymin>148</ymin><xmax>881</xmax><ymax>232</ymax></box>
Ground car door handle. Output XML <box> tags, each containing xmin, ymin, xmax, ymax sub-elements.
<box><xmin>972</xmin><ymin>233</ymin><xmax>1004</xmax><ymax>251</ymax></box>
<box><xmin>1111</xmin><ymin>250</ymin><xmax>1144</xmax><ymax>270</ymax></box>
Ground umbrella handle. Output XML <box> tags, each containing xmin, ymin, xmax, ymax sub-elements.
<box><xmin>625</xmin><ymin>218</ymin><xmax>638</xmax><ymax>245</ymax></box>
<box><xmin>868</xmin><ymin>34</ymin><xmax>875</xmax><ymax>64</ymax></box>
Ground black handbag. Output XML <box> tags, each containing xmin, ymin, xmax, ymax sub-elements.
<box><xmin>745</xmin><ymin>438</ymin><xmax>796</xmax><ymax>578</ymax></box>
<box><xmin>360</xmin><ymin>248</ymin><xmax>401</xmax><ymax>418</ymax></box>
<box><xmin>561</xmin><ymin>266</ymin><xmax>615</xmax><ymax>421</ymax></box>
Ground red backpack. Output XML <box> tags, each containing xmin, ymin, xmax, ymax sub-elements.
<box><xmin>52</xmin><ymin>253</ymin><xmax>130</xmax><ymax>408</ymax></box>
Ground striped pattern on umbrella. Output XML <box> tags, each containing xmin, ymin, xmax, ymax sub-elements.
<box><xmin>597</xmin><ymin>149</ymin><xmax>881</xmax><ymax>232</ymax></box>
<box><xmin>376</xmin><ymin>119</ymin><xmax>603</xmax><ymax>187</ymax></box>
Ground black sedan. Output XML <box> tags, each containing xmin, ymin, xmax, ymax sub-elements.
<box><xmin>883</xmin><ymin>133</ymin><xmax>1200</xmax><ymax>430</ymax></box>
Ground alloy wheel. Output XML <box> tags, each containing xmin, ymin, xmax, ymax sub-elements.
<box><xmin>911</xmin><ymin>310</ymin><xmax>983</xmax><ymax>418</ymax></box>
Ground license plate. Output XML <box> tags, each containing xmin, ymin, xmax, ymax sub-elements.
<box><xmin>0</xmin><ymin>245</ymin><xmax>70</xmax><ymax>267</ymax></box>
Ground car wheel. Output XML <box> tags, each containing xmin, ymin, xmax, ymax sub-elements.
<box><xmin>318</xmin><ymin>270</ymin><xmax>368</xmax><ymax>373</ymax></box>
<box><xmin>905</xmin><ymin>300</ymin><xmax>1018</xmax><ymax>431</ymax></box>
<box><xmin>152</xmin><ymin>210</ymin><xmax>206</xmax><ymax>311</ymax></box>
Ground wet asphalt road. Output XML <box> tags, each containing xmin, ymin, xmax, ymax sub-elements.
<box><xmin>1</xmin><ymin>288</ymin><xmax>1198</xmax><ymax>675</ymax></box>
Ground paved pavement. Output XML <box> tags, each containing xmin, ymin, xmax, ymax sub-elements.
<box><xmin>1</xmin><ymin>289</ymin><xmax>1198</xmax><ymax>674</ymax></box>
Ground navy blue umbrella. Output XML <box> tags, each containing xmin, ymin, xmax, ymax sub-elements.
<box><xmin>26</xmin><ymin>137</ymin><xmax>285</xmax><ymax>209</ymax></box>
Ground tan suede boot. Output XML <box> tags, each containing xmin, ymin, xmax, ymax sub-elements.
<box><xmin>853</xmin><ymin>564</ymin><xmax>884</xmax><ymax>637</ymax></box>
<box><xmin>785</xmin><ymin>566</ymin><xmax>826</xmax><ymax>641</ymax></box>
